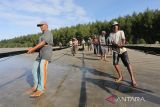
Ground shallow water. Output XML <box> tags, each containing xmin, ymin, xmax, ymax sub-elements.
<box><xmin>0</xmin><ymin>54</ymin><xmax>33</xmax><ymax>73</ymax></box>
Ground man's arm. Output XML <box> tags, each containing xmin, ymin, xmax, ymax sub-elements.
<box><xmin>111</xmin><ymin>39</ymin><xmax>125</xmax><ymax>48</ymax></box>
<box><xmin>27</xmin><ymin>41</ymin><xmax>46</xmax><ymax>54</ymax></box>
<box><xmin>118</xmin><ymin>39</ymin><xmax>125</xmax><ymax>48</ymax></box>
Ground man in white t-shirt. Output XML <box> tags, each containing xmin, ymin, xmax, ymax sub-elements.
<box><xmin>109</xmin><ymin>21</ymin><xmax>137</xmax><ymax>87</ymax></box>
<box><xmin>99</xmin><ymin>31</ymin><xmax>108</xmax><ymax>61</ymax></box>
<box><xmin>69</xmin><ymin>39</ymin><xmax>72</xmax><ymax>47</ymax></box>
<box><xmin>81</xmin><ymin>39</ymin><xmax>86</xmax><ymax>50</ymax></box>
<box><xmin>87</xmin><ymin>37</ymin><xmax>92</xmax><ymax>51</ymax></box>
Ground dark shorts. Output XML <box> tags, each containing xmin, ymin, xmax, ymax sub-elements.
<box><xmin>113</xmin><ymin>51</ymin><xmax>130</xmax><ymax>67</ymax></box>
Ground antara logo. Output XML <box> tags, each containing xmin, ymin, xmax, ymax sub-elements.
<box><xmin>105</xmin><ymin>95</ymin><xmax>145</xmax><ymax>104</ymax></box>
<box><xmin>105</xmin><ymin>95</ymin><xmax>117</xmax><ymax>104</ymax></box>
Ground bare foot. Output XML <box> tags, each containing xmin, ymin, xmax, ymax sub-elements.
<box><xmin>131</xmin><ymin>81</ymin><xmax>137</xmax><ymax>87</ymax></box>
<box><xmin>115</xmin><ymin>76</ymin><xmax>123</xmax><ymax>83</ymax></box>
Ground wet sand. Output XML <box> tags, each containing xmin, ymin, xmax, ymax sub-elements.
<box><xmin>0</xmin><ymin>48</ymin><xmax>160</xmax><ymax>107</ymax></box>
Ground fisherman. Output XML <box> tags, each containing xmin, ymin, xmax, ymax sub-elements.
<box><xmin>27</xmin><ymin>21</ymin><xmax>53</xmax><ymax>97</ymax></box>
<box><xmin>109</xmin><ymin>21</ymin><xmax>137</xmax><ymax>87</ymax></box>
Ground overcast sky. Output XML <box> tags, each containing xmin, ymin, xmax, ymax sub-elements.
<box><xmin>0</xmin><ymin>0</ymin><xmax>160</xmax><ymax>40</ymax></box>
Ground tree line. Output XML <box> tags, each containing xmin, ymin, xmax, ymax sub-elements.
<box><xmin>0</xmin><ymin>8</ymin><xmax>160</xmax><ymax>48</ymax></box>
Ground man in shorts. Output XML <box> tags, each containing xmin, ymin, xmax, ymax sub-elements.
<box><xmin>27</xmin><ymin>21</ymin><xmax>53</xmax><ymax>97</ymax></box>
<box><xmin>99</xmin><ymin>31</ymin><xmax>108</xmax><ymax>61</ymax></box>
<box><xmin>109</xmin><ymin>21</ymin><xmax>137</xmax><ymax>87</ymax></box>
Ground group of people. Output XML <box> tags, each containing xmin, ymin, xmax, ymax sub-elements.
<box><xmin>86</xmin><ymin>21</ymin><xmax>137</xmax><ymax>87</ymax></box>
<box><xmin>88</xmin><ymin>31</ymin><xmax>112</xmax><ymax>61</ymax></box>
<box><xmin>77</xmin><ymin>21</ymin><xmax>137</xmax><ymax>88</ymax></box>
<box><xmin>26</xmin><ymin>20</ymin><xmax>137</xmax><ymax>97</ymax></box>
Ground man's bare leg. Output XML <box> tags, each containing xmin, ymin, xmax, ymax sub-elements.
<box><xmin>126</xmin><ymin>64</ymin><xmax>137</xmax><ymax>87</ymax></box>
<box><xmin>103</xmin><ymin>54</ymin><xmax>107</xmax><ymax>61</ymax></box>
<box><xmin>114</xmin><ymin>64</ymin><xmax>123</xmax><ymax>82</ymax></box>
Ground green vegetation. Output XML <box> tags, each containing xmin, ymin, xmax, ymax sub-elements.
<box><xmin>0</xmin><ymin>8</ymin><xmax>160</xmax><ymax>48</ymax></box>
<box><xmin>0</xmin><ymin>34</ymin><xmax>40</xmax><ymax>48</ymax></box>
<box><xmin>138</xmin><ymin>39</ymin><xmax>146</xmax><ymax>44</ymax></box>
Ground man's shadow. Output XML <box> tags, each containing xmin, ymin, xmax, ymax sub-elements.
<box><xmin>72</xmin><ymin>65</ymin><xmax>160</xmax><ymax>106</ymax></box>
<box><xmin>25</xmin><ymin>68</ymin><xmax>34</xmax><ymax>87</ymax></box>
<box><xmin>0</xmin><ymin>71</ymin><xmax>26</xmax><ymax>89</ymax></box>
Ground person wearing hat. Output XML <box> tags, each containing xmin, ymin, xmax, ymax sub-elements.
<box><xmin>109</xmin><ymin>21</ymin><xmax>137</xmax><ymax>87</ymax></box>
<box><xmin>27</xmin><ymin>21</ymin><xmax>53</xmax><ymax>97</ymax></box>
<box><xmin>99</xmin><ymin>31</ymin><xmax>108</xmax><ymax>61</ymax></box>
<box><xmin>92</xmin><ymin>35</ymin><xmax>99</xmax><ymax>55</ymax></box>
<box><xmin>71</xmin><ymin>37</ymin><xmax>78</xmax><ymax>55</ymax></box>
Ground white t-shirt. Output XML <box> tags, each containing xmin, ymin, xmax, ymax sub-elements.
<box><xmin>69</xmin><ymin>41</ymin><xmax>72</xmax><ymax>46</ymax></box>
<box><xmin>109</xmin><ymin>30</ymin><xmax>125</xmax><ymax>52</ymax></box>
<box><xmin>82</xmin><ymin>40</ymin><xmax>85</xmax><ymax>44</ymax></box>
<box><xmin>99</xmin><ymin>35</ymin><xmax>106</xmax><ymax>45</ymax></box>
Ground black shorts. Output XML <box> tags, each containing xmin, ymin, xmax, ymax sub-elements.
<box><xmin>113</xmin><ymin>51</ymin><xmax>130</xmax><ymax>67</ymax></box>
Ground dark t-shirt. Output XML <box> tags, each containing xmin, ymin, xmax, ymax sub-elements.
<box><xmin>36</xmin><ymin>30</ymin><xmax>53</xmax><ymax>61</ymax></box>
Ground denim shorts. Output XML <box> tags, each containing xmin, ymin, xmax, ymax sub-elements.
<box><xmin>113</xmin><ymin>51</ymin><xmax>130</xmax><ymax>67</ymax></box>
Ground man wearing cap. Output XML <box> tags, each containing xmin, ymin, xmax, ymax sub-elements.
<box><xmin>27</xmin><ymin>21</ymin><xmax>53</xmax><ymax>97</ymax></box>
<box><xmin>109</xmin><ymin>21</ymin><xmax>137</xmax><ymax>87</ymax></box>
<box><xmin>99</xmin><ymin>31</ymin><xmax>108</xmax><ymax>61</ymax></box>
